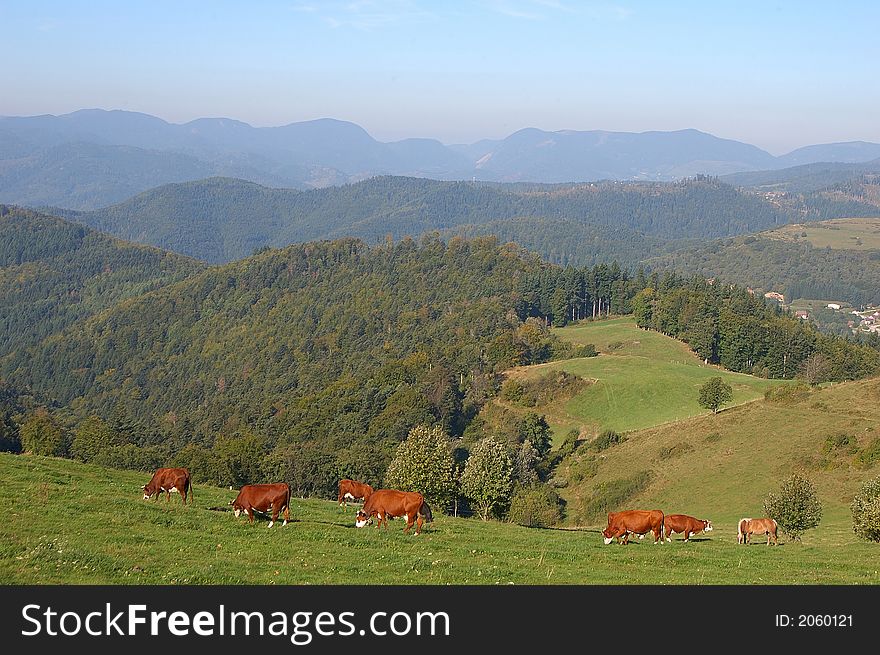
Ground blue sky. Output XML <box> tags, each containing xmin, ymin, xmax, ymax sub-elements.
<box><xmin>1</xmin><ymin>0</ymin><xmax>878</xmax><ymax>153</ymax></box>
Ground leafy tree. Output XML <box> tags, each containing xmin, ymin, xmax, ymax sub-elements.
<box><xmin>384</xmin><ymin>424</ymin><xmax>457</xmax><ymax>508</ymax></box>
<box><xmin>763</xmin><ymin>473</ymin><xmax>823</xmax><ymax>540</ymax></box>
<box><xmin>698</xmin><ymin>377</ymin><xmax>733</xmax><ymax>414</ymax></box>
<box><xmin>70</xmin><ymin>415</ymin><xmax>120</xmax><ymax>462</ymax></box>
<box><xmin>214</xmin><ymin>431</ymin><xmax>268</xmax><ymax>487</ymax></box>
<box><xmin>460</xmin><ymin>437</ymin><xmax>514</xmax><ymax>520</ymax></box>
<box><xmin>508</xmin><ymin>484</ymin><xmax>564</xmax><ymax>527</ymax></box>
<box><xmin>851</xmin><ymin>476</ymin><xmax>880</xmax><ymax>542</ymax></box>
<box><xmin>513</xmin><ymin>439</ymin><xmax>541</xmax><ymax>486</ymax></box>
<box><xmin>19</xmin><ymin>410</ymin><xmax>66</xmax><ymax>457</ymax></box>
<box><xmin>518</xmin><ymin>413</ymin><xmax>552</xmax><ymax>458</ymax></box>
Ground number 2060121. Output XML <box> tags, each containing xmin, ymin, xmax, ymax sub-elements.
<box><xmin>776</xmin><ymin>614</ymin><xmax>853</xmax><ymax>627</ymax></box>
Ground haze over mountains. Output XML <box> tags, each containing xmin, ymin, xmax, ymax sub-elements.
<box><xmin>2</xmin><ymin>109</ymin><xmax>880</xmax><ymax>210</ymax></box>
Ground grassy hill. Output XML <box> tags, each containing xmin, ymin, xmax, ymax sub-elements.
<box><xmin>765</xmin><ymin>216</ymin><xmax>880</xmax><ymax>250</ymax></box>
<box><xmin>499</xmin><ymin>317</ymin><xmax>787</xmax><ymax>441</ymax></box>
<box><xmin>1</xmin><ymin>452</ymin><xmax>878</xmax><ymax>585</ymax></box>
<box><xmin>556</xmin><ymin>375</ymin><xmax>880</xmax><ymax>539</ymax></box>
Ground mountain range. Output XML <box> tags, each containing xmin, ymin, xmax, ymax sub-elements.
<box><xmin>3</xmin><ymin>109</ymin><xmax>880</xmax><ymax>209</ymax></box>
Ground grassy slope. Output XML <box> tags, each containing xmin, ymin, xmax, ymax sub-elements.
<box><xmin>766</xmin><ymin>217</ymin><xmax>880</xmax><ymax>250</ymax></box>
<box><xmin>557</xmin><ymin>375</ymin><xmax>880</xmax><ymax>547</ymax></box>
<box><xmin>503</xmin><ymin>317</ymin><xmax>786</xmax><ymax>440</ymax></box>
<box><xmin>1</xmin><ymin>453</ymin><xmax>878</xmax><ymax>585</ymax></box>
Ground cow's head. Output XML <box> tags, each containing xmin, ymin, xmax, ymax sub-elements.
<box><xmin>602</xmin><ymin>527</ymin><xmax>614</xmax><ymax>545</ymax></box>
<box><xmin>703</xmin><ymin>520</ymin><xmax>713</xmax><ymax>532</ymax></box>
<box><xmin>355</xmin><ymin>510</ymin><xmax>371</xmax><ymax>528</ymax></box>
<box><xmin>142</xmin><ymin>483</ymin><xmax>155</xmax><ymax>500</ymax></box>
<box><xmin>230</xmin><ymin>499</ymin><xmax>243</xmax><ymax>518</ymax></box>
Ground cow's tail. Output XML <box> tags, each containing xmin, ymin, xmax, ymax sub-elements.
<box><xmin>187</xmin><ymin>478</ymin><xmax>194</xmax><ymax>505</ymax></box>
<box><xmin>420</xmin><ymin>500</ymin><xmax>433</xmax><ymax>523</ymax></box>
<box><xmin>659</xmin><ymin>513</ymin><xmax>665</xmax><ymax>543</ymax></box>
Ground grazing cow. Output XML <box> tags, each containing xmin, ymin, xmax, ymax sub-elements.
<box><xmin>143</xmin><ymin>467</ymin><xmax>192</xmax><ymax>504</ymax></box>
<box><xmin>602</xmin><ymin>509</ymin><xmax>665</xmax><ymax>545</ymax></box>
<box><xmin>355</xmin><ymin>489</ymin><xmax>433</xmax><ymax>535</ymax></box>
<box><xmin>664</xmin><ymin>514</ymin><xmax>713</xmax><ymax>542</ymax></box>
<box><xmin>231</xmin><ymin>483</ymin><xmax>291</xmax><ymax>528</ymax></box>
<box><xmin>337</xmin><ymin>479</ymin><xmax>374</xmax><ymax>509</ymax></box>
<box><xmin>737</xmin><ymin>517</ymin><xmax>778</xmax><ymax>545</ymax></box>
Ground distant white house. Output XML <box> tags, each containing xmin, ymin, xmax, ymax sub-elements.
<box><xmin>827</xmin><ymin>303</ymin><xmax>841</xmax><ymax>310</ymax></box>
<box><xmin>795</xmin><ymin>310</ymin><xmax>810</xmax><ymax>320</ymax></box>
<box><xmin>764</xmin><ymin>291</ymin><xmax>785</xmax><ymax>303</ymax></box>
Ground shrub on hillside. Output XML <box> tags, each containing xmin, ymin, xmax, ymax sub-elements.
<box><xmin>508</xmin><ymin>485</ymin><xmax>564</xmax><ymax>528</ymax></box>
<box><xmin>763</xmin><ymin>473</ymin><xmax>823</xmax><ymax>540</ymax></box>
<box><xmin>764</xmin><ymin>382</ymin><xmax>811</xmax><ymax>404</ymax></box>
<box><xmin>703</xmin><ymin>432</ymin><xmax>722</xmax><ymax>443</ymax></box>
<box><xmin>658</xmin><ymin>441</ymin><xmax>695</xmax><ymax>461</ymax></box>
<box><xmin>589</xmin><ymin>429</ymin><xmax>625</xmax><ymax>452</ymax></box>
<box><xmin>855</xmin><ymin>437</ymin><xmax>880</xmax><ymax>470</ymax></box>
<box><xmin>19</xmin><ymin>411</ymin><xmax>66</xmax><ymax>457</ymax></box>
<box><xmin>851</xmin><ymin>476</ymin><xmax>880</xmax><ymax>542</ymax></box>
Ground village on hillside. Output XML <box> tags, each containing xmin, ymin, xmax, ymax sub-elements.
<box><xmin>761</xmin><ymin>291</ymin><xmax>880</xmax><ymax>335</ymax></box>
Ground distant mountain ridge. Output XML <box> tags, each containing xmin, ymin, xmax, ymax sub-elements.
<box><xmin>2</xmin><ymin>109</ymin><xmax>880</xmax><ymax>209</ymax></box>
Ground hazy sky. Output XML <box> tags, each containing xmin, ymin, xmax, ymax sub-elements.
<box><xmin>2</xmin><ymin>0</ymin><xmax>878</xmax><ymax>154</ymax></box>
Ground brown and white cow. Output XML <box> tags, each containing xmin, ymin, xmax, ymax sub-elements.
<box><xmin>231</xmin><ymin>483</ymin><xmax>291</xmax><ymax>528</ymax></box>
<box><xmin>664</xmin><ymin>514</ymin><xmax>713</xmax><ymax>542</ymax></box>
<box><xmin>143</xmin><ymin>467</ymin><xmax>192</xmax><ymax>504</ymax></box>
<box><xmin>337</xmin><ymin>479</ymin><xmax>374</xmax><ymax>509</ymax></box>
<box><xmin>602</xmin><ymin>509</ymin><xmax>665</xmax><ymax>545</ymax></box>
<box><xmin>737</xmin><ymin>517</ymin><xmax>778</xmax><ymax>545</ymax></box>
<box><xmin>355</xmin><ymin>489</ymin><xmax>433</xmax><ymax>535</ymax></box>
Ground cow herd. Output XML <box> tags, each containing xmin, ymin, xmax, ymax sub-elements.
<box><xmin>142</xmin><ymin>468</ymin><xmax>776</xmax><ymax>544</ymax></box>
<box><xmin>602</xmin><ymin>509</ymin><xmax>779</xmax><ymax>546</ymax></box>
<box><xmin>141</xmin><ymin>468</ymin><xmax>433</xmax><ymax>535</ymax></box>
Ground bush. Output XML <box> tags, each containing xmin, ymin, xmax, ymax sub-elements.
<box><xmin>822</xmin><ymin>433</ymin><xmax>858</xmax><ymax>456</ymax></box>
<box><xmin>763</xmin><ymin>473</ymin><xmax>823</xmax><ymax>540</ymax></box>
<box><xmin>500</xmin><ymin>379</ymin><xmax>526</xmax><ymax>404</ymax></box>
<box><xmin>851</xmin><ymin>477</ymin><xmax>880</xmax><ymax>542</ymax></box>
<box><xmin>855</xmin><ymin>437</ymin><xmax>880</xmax><ymax>470</ymax></box>
<box><xmin>764</xmin><ymin>382</ymin><xmax>811</xmax><ymax>404</ymax></box>
<box><xmin>658</xmin><ymin>441</ymin><xmax>694</xmax><ymax>461</ymax></box>
<box><xmin>19</xmin><ymin>411</ymin><xmax>66</xmax><ymax>457</ymax></box>
<box><xmin>704</xmin><ymin>432</ymin><xmax>722</xmax><ymax>443</ymax></box>
<box><xmin>589</xmin><ymin>429</ymin><xmax>625</xmax><ymax>452</ymax></box>
<box><xmin>508</xmin><ymin>485</ymin><xmax>564</xmax><ymax>527</ymax></box>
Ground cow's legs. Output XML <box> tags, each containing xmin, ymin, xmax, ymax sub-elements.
<box><xmin>415</xmin><ymin>515</ymin><xmax>423</xmax><ymax>535</ymax></box>
<box><xmin>247</xmin><ymin>508</ymin><xmax>255</xmax><ymax>524</ymax></box>
<box><xmin>268</xmin><ymin>503</ymin><xmax>278</xmax><ymax>528</ymax></box>
<box><xmin>283</xmin><ymin>504</ymin><xmax>290</xmax><ymax>526</ymax></box>
<box><xmin>684</xmin><ymin>531</ymin><xmax>691</xmax><ymax>542</ymax></box>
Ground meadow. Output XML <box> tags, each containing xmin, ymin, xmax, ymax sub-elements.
<box><xmin>0</xmin><ymin>453</ymin><xmax>877</xmax><ymax>585</ymax></box>
<box><xmin>766</xmin><ymin>217</ymin><xmax>880</xmax><ymax>250</ymax></box>
<box><xmin>503</xmin><ymin>317</ymin><xmax>785</xmax><ymax>438</ymax></box>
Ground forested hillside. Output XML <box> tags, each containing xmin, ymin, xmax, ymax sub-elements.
<box><xmin>649</xmin><ymin>228</ymin><xmax>880</xmax><ymax>305</ymax></box>
<box><xmin>0</xmin><ymin>205</ymin><xmax>203</xmax><ymax>357</ymax></box>
<box><xmin>62</xmin><ymin>175</ymin><xmax>811</xmax><ymax>264</ymax></box>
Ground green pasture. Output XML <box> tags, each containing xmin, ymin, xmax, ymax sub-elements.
<box><xmin>0</xmin><ymin>453</ymin><xmax>877</xmax><ymax>585</ymax></box>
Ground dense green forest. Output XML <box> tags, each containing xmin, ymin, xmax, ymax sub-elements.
<box><xmin>56</xmin><ymin>174</ymin><xmax>880</xmax><ymax>265</ymax></box>
<box><xmin>632</xmin><ymin>274</ymin><xmax>880</xmax><ymax>380</ymax></box>
<box><xmin>649</xmin><ymin>233</ymin><xmax>880</xmax><ymax>305</ymax></box>
<box><xmin>0</xmin><ymin>205</ymin><xmax>203</xmax><ymax>356</ymax></box>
